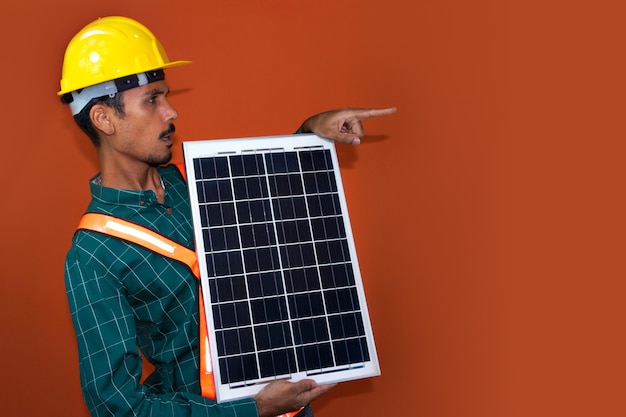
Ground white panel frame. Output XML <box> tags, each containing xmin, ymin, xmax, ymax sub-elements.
<box><xmin>183</xmin><ymin>134</ymin><xmax>379</xmax><ymax>402</ymax></box>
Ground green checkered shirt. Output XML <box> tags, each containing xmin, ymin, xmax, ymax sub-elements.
<box><xmin>64</xmin><ymin>164</ymin><xmax>257</xmax><ymax>417</ymax></box>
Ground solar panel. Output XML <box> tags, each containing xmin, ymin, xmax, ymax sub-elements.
<box><xmin>183</xmin><ymin>134</ymin><xmax>379</xmax><ymax>402</ymax></box>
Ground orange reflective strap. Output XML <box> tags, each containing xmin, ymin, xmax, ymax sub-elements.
<box><xmin>77</xmin><ymin>213</ymin><xmax>200</xmax><ymax>276</ymax></box>
<box><xmin>197</xmin><ymin>292</ymin><xmax>216</xmax><ymax>399</ymax></box>
<box><xmin>77</xmin><ymin>212</ymin><xmax>216</xmax><ymax>400</ymax></box>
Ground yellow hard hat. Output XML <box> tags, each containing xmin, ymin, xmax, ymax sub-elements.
<box><xmin>58</xmin><ymin>16</ymin><xmax>191</xmax><ymax>114</ymax></box>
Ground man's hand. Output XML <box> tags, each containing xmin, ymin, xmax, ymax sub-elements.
<box><xmin>299</xmin><ymin>107</ymin><xmax>397</xmax><ymax>145</ymax></box>
<box><xmin>254</xmin><ymin>379</ymin><xmax>337</xmax><ymax>417</ymax></box>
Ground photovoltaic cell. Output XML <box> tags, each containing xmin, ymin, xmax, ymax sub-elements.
<box><xmin>183</xmin><ymin>134</ymin><xmax>379</xmax><ymax>402</ymax></box>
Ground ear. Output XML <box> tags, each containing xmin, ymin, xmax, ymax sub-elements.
<box><xmin>90</xmin><ymin>104</ymin><xmax>116</xmax><ymax>136</ymax></box>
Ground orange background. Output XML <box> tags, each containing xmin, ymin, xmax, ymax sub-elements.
<box><xmin>1</xmin><ymin>0</ymin><xmax>625</xmax><ymax>416</ymax></box>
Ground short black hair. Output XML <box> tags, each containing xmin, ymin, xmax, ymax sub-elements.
<box><xmin>69</xmin><ymin>93</ymin><xmax>126</xmax><ymax>147</ymax></box>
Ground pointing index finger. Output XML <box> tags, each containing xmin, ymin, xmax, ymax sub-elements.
<box><xmin>353</xmin><ymin>107</ymin><xmax>398</xmax><ymax>120</ymax></box>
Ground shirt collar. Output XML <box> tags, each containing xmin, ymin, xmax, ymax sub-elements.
<box><xmin>89</xmin><ymin>173</ymin><xmax>163</xmax><ymax>207</ymax></box>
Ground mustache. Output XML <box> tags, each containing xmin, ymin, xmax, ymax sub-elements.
<box><xmin>159</xmin><ymin>124</ymin><xmax>176</xmax><ymax>139</ymax></box>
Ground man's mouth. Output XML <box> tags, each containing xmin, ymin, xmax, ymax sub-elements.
<box><xmin>159</xmin><ymin>124</ymin><xmax>176</xmax><ymax>146</ymax></box>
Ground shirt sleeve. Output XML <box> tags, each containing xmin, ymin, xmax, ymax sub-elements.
<box><xmin>64</xmin><ymin>248</ymin><xmax>259</xmax><ymax>417</ymax></box>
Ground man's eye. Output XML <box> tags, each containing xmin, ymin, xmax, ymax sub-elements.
<box><xmin>148</xmin><ymin>97</ymin><xmax>157</xmax><ymax>104</ymax></box>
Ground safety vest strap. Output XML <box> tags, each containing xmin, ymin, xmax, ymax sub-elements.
<box><xmin>76</xmin><ymin>212</ymin><xmax>216</xmax><ymax>400</ymax></box>
<box><xmin>77</xmin><ymin>213</ymin><xmax>200</xmax><ymax>277</ymax></box>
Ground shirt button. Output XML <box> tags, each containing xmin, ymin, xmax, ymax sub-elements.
<box><xmin>139</xmin><ymin>201</ymin><xmax>145</xmax><ymax>206</ymax></box>
<box><xmin>166</xmin><ymin>208</ymin><xmax>173</xmax><ymax>214</ymax></box>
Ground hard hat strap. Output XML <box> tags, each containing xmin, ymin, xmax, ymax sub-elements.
<box><xmin>65</xmin><ymin>69</ymin><xmax>165</xmax><ymax>116</ymax></box>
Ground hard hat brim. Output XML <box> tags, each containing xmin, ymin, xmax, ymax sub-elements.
<box><xmin>57</xmin><ymin>60</ymin><xmax>192</xmax><ymax>96</ymax></box>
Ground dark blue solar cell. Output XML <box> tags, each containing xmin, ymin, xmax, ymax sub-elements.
<box><xmin>306</xmin><ymin>193</ymin><xmax>342</xmax><ymax>217</ymax></box>
<box><xmin>239</xmin><ymin>225</ymin><xmax>254</xmax><ymax>247</ymax></box>
<box><xmin>328</xmin><ymin>312</ymin><xmax>365</xmax><ymax>339</ymax></box>
<box><xmin>265</xmin><ymin>151</ymin><xmax>299</xmax><ymax>173</ymax></box>
<box><xmin>311</xmin><ymin>216</ymin><xmax>346</xmax><ymax>240</ymax></box>
<box><xmin>203</xmin><ymin>202</ymin><xmax>236</xmax><ymax>227</ymax></box>
<box><xmin>211</xmin><ymin>300</ymin><xmax>234</xmax><ymax>326</ymax></box>
<box><xmin>294</xmin><ymin>197</ymin><xmax>308</xmax><ymax>217</ymax></box>
<box><xmin>194</xmin><ymin>156</ymin><xmax>229</xmax><ymax>179</ymax></box>
<box><xmin>216</xmin><ymin>327</ymin><xmax>255</xmax><ymax>356</ymax></box>
<box><xmin>305</xmin><ymin>195</ymin><xmax>321</xmax><ymax>217</ymax></box>
<box><xmin>322</xmin><ymin>194</ymin><xmax>342</xmax><ymax>215</ymax></box>
<box><xmin>297</xmin><ymin>220</ymin><xmax>313</xmax><ymax>241</ymax></box>
<box><xmin>299</xmin><ymin>150</ymin><xmax>331</xmax><ymax>172</ymax></box>
<box><xmin>235</xmin><ymin>201</ymin><xmax>252</xmax><ymax>223</ymax></box>
<box><xmin>267</xmin><ymin>175</ymin><xmax>287</xmax><ymax>196</ymax></box>
<box><xmin>232</xmin><ymin>178</ymin><xmax>246</xmax><ymax>200</ymax></box>
<box><xmin>283</xmin><ymin>267</ymin><xmax>320</xmax><ymax>293</ymax></box>
<box><xmin>202</xmin><ymin>228</ymin><xmax>218</xmax><ymax>250</ymax></box>
<box><xmin>229</xmin><ymin>155</ymin><xmax>245</xmax><ymax>177</ymax></box>
<box><xmin>303</xmin><ymin>172</ymin><xmax>337</xmax><ymax>194</ymax></box>
<box><xmin>219</xmin><ymin>353</ymin><xmax>258</xmax><ymax>384</ymax></box>
<box><xmin>243</xmin><ymin>247</ymin><xmax>279</xmax><ymax>272</ymax></box>
<box><xmin>250</xmin><ymin>296</ymin><xmax>289</xmax><ymax>324</ymax></box>
<box><xmin>196</xmin><ymin>181</ymin><xmax>217</xmax><ymax>205</ymax></box>
<box><xmin>210</xmin><ymin>276</ymin><xmax>248</xmax><ymax>302</ymax></box>
<box><xmin>236</xmin><ymin>199</ymin><xmax>272</xmax><ymax>223</ymax></box>
<box><xmin>272</xmin><ymin>196</ymin><xmax>307</xmax><ymax>220</ymax></box>
<box><xmin>214</xmin><ymin>157</ymin><xmax>230</xmax><ymax>178</ymax></box>
<box><xmin>315</xmin><ymin>239</ymin><xmax>350</xmax><ymax>264</ymax></box>
<box><xmin>230</xmin><ymin>154</ymin><xmax>265</xmax><ymax>177</ymax></box>
<box><xmin>217</xmin><ymin>179</ymin><xmax>234</xmax><ymax>201</ymax></box>
<box><xmin>239</xmin><ymin>223</ymin><xmax>276</xmax><ymax>248</ymax></box>
<box><xmin>246</xmin><ymin>154</ymin><xmax>265</xmax><ymax>175</ymax></box>
<box><xmin>296</xmin><ymin>343</ymin><xmax>334</xmax><ymax>371</ymax></box>
<box><xmin>287</xmin><ymin>291</ymin><xmax>325</xmax><ymax>318</ymax></box>
<box><xmin>211</xmin><ymin>301</ymin><xmax>251</xmax><ymax>328</ymax></box>
<box><xmin>324</xmin><ymin>287</ymin><xmax>360</xmax><ymax>314</ymax></box>
<box><xmin>227</xmin><ymin>227</ymin><xmax>241</xmax><ymax>250</ymax></box>
<box><xmin>319</xmin><ymin>263</ymin><xmax>355</xmax><ymax>288</ymax></box>
<box><xmin>198</xmin><ymin>206</ymin><xmax>209</xmax><ymax>228</ymax></box>
<box><xmin>275</xmin><ymin>221</ymin><xmax>295</xmax><ymax>244</ymax></box>
<box><xmin>250</xmin><ymin>199</ymin><xmax>272</xmax><ymax>222</ymax></box>
<box><xmin>254</xmin><ymin>322</ymin><xmax>293</xmax><ymax>350</ymax></box>
<box><xmin>258</xmin><ymin>349</ymin><xmax>297</xmax><ymax>378</ymax></box>
<box><xmin>251</xmin><ymin>177</ymin><xmax>268</xmax><ymax>198</ymax></box>
<box><xmin>268</xmin><ymin>174</ymin><xmax>304</xmax><ymax>196</ymax></box>
<box><xmin>233</xmin><ymin>177</ymin><xmax>268</xmax><ymax>200</ymax></box>
<box><xmin>280</xmin><ymin>243</ymin><xmax>316</xmax><ymax>268</ymax></box>
<box><xmin>231</xmin><ymin>178</ymin><xmax>246</xmax><ymax>200</ymax></box>
<box><xmin>206</xmin><ymin>251</ymin><xmax>244</xmax><ymax>276</ymax></box>
<box><xmin>193</xmin><ymin>158</ymin><xmax>203</xmax><ymax>179</ymax></box>
<box><xmin>199</xmin><ymin>179</ymin><xmax>233</xmax><ymax>204</ymax></box>
<box><xmin>298</xmin><ymin>151</ymin><xmax>314</xmax><ymax>172</ymax></box>
<box><xmin>247</xmin><ymin>271</ymin><xmax>284</xmax><ymax>298</ymax></box>
<box><xmin>272</xmin><ymin>198</ymin><xmax>294</xmax><ymax>220</ymax></box>
<box><xmin>203</xmin><ymin>226</ymin><xmax>240</xmax><ymax>251</ymax></box>
<box><xmin>332</xmin><ymin>337</ymin><xmax>369</xmax><ymax>366</ymax></box>
<box><xmin>292</xmin><ymin>317</ymin><xmax>329</xmax><ymax>344</ymax></box>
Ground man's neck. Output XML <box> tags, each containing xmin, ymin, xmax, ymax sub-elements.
<box><xmin>99</xmin><ymin>164</ymin><xmax>166</xmax><ymax>204</ymax></box>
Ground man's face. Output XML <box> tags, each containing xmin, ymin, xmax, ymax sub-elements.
<box><xmin>110</xmin><ymin>80</ymin><xmax>178</xmax><ymax>166</ymax></box>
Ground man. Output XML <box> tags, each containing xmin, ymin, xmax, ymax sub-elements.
<box><xmin>61</xmin><ymin>16</ymin><xmax>395</xmax><ymax>417</ymax></box>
